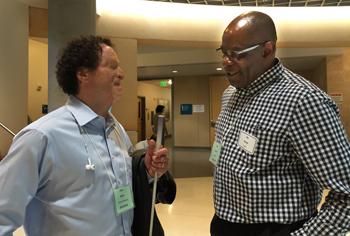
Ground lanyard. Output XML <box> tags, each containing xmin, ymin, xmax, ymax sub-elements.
<box><xmin>67</xmin><ymin>109</ymin><xmax>129</xmax><ymax>187</ymax></box>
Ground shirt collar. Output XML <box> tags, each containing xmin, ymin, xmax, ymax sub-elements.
<box><xmin>65</xmin><ymin>95</ymin><xmax>100</xmax><ymax>126</ymax></box>
<box><xmin>238</xmin><ymin>59</ymin><xmax>283</xmax><ymax>96</ymax></box>
<box><xmin>66</xmin><ymin>95</ymin><xmax>118</xmax><ymax>129</ymax></box>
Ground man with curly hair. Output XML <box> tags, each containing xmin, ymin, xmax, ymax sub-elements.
<box><xmin>0</xmin><ymin>36</ymin><xmax>174</xmax><ymax>236</ymax></box>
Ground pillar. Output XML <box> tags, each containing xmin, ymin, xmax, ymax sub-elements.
<box><xmin>48</xmin><ymin>0</ymin><xmax>96</xmax><ymax>111</ymax></box>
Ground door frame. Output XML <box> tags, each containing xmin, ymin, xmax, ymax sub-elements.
<box><xmin>137</xmin><ymin>96</ymin><xmax>146</xmax><ymax>141</ymax></box>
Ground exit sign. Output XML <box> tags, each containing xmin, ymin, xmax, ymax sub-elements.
<box><xmin>160</xmin><ymin>81</ymin><xmax>167</xmax><ymax>87</ymax></box>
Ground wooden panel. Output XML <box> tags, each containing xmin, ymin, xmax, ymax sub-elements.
<box><xmin>197</xmin><ymin>75</ymin><xmax>210</xmax><ymax>147</ymax></box>
<box><xmin>209</xmin><ymin>76</ymin><xmax>230</xmax><ymax>147</ymax></box>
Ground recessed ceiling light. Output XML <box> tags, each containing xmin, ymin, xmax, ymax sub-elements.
<box><xmin>216</xmin><ymin>68</ymin><xmax>223</xmax><ymax>71</ymax></box>
<box><xmin>172</xmin><ymin>70</ymin><xmax>178</xmax><ymax>73</ymax></box>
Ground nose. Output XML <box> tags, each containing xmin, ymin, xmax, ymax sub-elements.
<box><xmin>117</xmin><ymin>67</ymin><xmax>124</xmax><ymax>80</ymax></box>
<box><xmin>222</xmin><ymin>56</ymin><xmax>233</xmax><ymax>67</ymax></box>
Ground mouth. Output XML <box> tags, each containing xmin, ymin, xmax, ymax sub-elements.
<box><xmin>114</xmin><ymin>81</ymin><xmax>122</xmax><ymax>91</ymax></box>
<box><xmin>226</xmin><ymin>71</ymin><xmax>239</xmax><ymax>77</ymax></box>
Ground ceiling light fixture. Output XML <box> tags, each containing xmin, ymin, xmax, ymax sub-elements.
<box><xmin>172</xmin><ymin>70</ymin><xmax>178</xmax><ymax>73</ymax></box>
<box><xmin>216</xmin><ymin>68</ymin><xmax>223</xmax><ymax>71</ymax></box>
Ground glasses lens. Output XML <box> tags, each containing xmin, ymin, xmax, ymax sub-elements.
<box><xmin>216</xmin><ymin>48</ymin><xmax>224</xmax><ymax>59</ymax></box>
<box><xmin>216</xmin><ymin>48</ymin><xmax>238</xmax><ymax>61</ymax></box>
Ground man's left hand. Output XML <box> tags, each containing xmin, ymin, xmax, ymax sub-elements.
<box><xmin>144</xmin><ymin>140</ymin><xmax>169</xmax><ymax>178</ymax></box>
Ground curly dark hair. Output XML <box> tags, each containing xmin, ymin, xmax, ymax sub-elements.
<box><xmin>56</xmin><ymin>35</ymin><xmax>114</xmax><ymax>95</ymax></box>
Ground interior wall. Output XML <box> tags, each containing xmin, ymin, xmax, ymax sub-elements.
<box><xmin>327</xmin><ymin>48</ymin><xmax>350</xmax><ymax>139</ymax></box>
<box><xmin>0</xmin><ymin>0</ymin><xmax>28</xmax><ymax>156</ymax></box>
<box><xmin>173</xmin><ymin>75</ymin><xmax>210</xmax><ymax>147</ymax></box>
<box><xmin>29</xmin><ymin>7</ymin><xmax>48</xmax><ymax>38</ymax></box>
<box><xmin>137</xmin><ymin>82</ymin><xmax>172</xmax><ymax>139</ymax></box>
<box><xmin>292</xmin><ymin>65</ymin><xmax>327</xmax><ymax>95</ymax></box>
<box><xmin>28</xmin><ymin>39</ymin><xmax>48</xmax><ymax>122</ymax></box>
<box><xmin>110</xmin><ymin>38</ymin><xmax>138</xmax><ymax>132</ymax></box>
<box><xmin>312</xmin><ymin>58</ymin><xmax>327</xmax><ymax>93</ymax></box>
<box><xmin>293</xmin><ymin>70</ymin><xmax>313</xmax><ymax>83</ymax></box>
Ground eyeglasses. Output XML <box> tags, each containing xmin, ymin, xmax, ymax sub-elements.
<box><xmin>216</xmin><ymin>43</ymin><xmax>265</xmax><ymax>61</ymax></box>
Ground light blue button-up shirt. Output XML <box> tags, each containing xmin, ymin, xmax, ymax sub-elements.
<box><xmin>0</xmin><ymin>95</ymin><xmax>135</xmax><ymax>236</ymax></box>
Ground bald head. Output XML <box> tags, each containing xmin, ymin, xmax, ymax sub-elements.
<box><xmin>221</xmin><ymin>11</ymin><xmax>277</xmax><ymax>88</ymax></box>
<box><xmin>225</xmin><ymin>11</ymin><xmax>277</xmax><ymax>46</ymax></box>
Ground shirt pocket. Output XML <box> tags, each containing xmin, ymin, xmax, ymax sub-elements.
<box><xmin>242</xmin><ymin>123</ymin><xmax>284</xmax><ymax>169</ymax></box>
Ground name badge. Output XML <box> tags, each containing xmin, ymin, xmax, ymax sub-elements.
<box><xmin>113</xmin><ymin>185</ymin><xmax>135</xmax><ymax>214</ymax></box>
<box><xmin>238</xmin><ymin>130</ymin><xmax>258</xmax><ymax>155</ymax></box>
<box><xmin>209</xmin><ymin>140</ymin><xmax>222</xmax><ymax>166</ymax></box>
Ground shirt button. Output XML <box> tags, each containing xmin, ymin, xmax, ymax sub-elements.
<box><xmin>111</xmin><ymin>155</ymin><xmax>115</xmax><ymax>159</ymax></box>
<box><xmin>118</xmin><ymin>179</ymin><xmax>121</xmax><ymax>183</ymax></box>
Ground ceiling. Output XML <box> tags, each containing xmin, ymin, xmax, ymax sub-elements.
<box><xmin>146</xmin><ymin>0</ymin><xmax>350</xmax><ymax>6</ymax></box>
<box><xmin>26</xmin><ymin>0</ymin><xmax>345</xmax><ymax>84</ymax></box>
<box><xmin>18</xmin><ymin>0</ymin><xmax>350</xmax><ymax>8</ymax></box>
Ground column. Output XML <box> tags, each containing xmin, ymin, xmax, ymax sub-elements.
<box><xmin>48</xmin><ymin>0</ymin><xmax>96</xmax><ymax>111</ymax></box>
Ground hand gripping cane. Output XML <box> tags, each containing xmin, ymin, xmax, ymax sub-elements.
<box><xmin>149</xmin><ymin>115</ymin><xmax>164</xmax><ymax>236</ymax></box>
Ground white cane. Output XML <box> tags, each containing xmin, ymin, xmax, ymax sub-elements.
<box><xmin>149</xmin><ymin>115</ymin><xmax>164</xmax><ymax>236</ymax></box>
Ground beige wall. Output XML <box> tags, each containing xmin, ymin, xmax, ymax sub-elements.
<box><xmin>312</xmin><ymin>58</ymin><xmax>327</xmax><ymax>93</ymax></box>
<box><xmin>327</xmin><ymin>48</ymin><xmax>350</xmax><ymax>139</ymax></box>
<box><xmin>28</xmin><ymin>39</ymin><xmax>48</xmax><ymax>122</ymax></box>
<box><xmin>110</xmin><ymin>38</ymin><xmax>138</xmax><ymax>132</ymax></box>
<box><xmin>293</xmin><ymin>70</ymin><xmax>313</xmax><ymax>82</ymax></box>
<box><xmin>29</xmin><ymin>7</ymin><xmax>48</xmax><ymax>38</ymax></box>
<box><xmin>137</xmin><ymin>82</ymin><xmax>172</xmax><ymax>139</ymax></box>
<box><xmin>0</xmin><ymin>0</ymin><xmax>28</xmax><ymax>156</ymax></box>
<box><xmin>173</xmin><ymin>75</ymin><xmax>210</xmax><ymax>147</ymax></box>
<box><xmin>289</xmin><ymin>58</ymin><xmax>327</xmax><ymax>94</ymax></box>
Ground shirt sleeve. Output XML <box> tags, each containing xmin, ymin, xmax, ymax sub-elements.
<box><xmin>0</xmin><ymin>130</ymin><xmax>54</xmax><ymax>236</ymax></box>
<box><xmin>288</xmin><ymin>91</ymin><xmax>350</xmax><ymax>236</ymax></box>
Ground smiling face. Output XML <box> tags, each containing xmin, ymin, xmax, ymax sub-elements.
<box><xmin>88</xmin><ymin>44</ymin><xmax>124</xmax><ymax>107</ymax></box>
<box><xmin>221</xmin><ymin>20</ymin><xmax>266</xmax><ymax>89</ymax></box>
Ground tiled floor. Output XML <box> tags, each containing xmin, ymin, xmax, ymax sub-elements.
<box><xmin>156</xmin><ymin>177</ymin><xmax>214</xmax><ymax>236</ymax></box>
<box><xmin>165</xmin><ymin>136</ymin><xmax>213</xmax><ymax>179</ymax></box>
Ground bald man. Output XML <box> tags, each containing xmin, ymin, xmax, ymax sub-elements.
<box><xmin>211</xmin><ymin>11</ymin><xmax>350</xmax><ymax>236</ymax></box>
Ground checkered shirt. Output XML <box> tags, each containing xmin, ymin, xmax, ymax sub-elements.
<box><xmin>221</xmin><ymin>85</ymin><xmax>236</xmax><ymax>110</ymax></box>
<box><xmin>214</xmin><ymin>60</ymin><xmax>350</xmax><ymax>235</ymax></box>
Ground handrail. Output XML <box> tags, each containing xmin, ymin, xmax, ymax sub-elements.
<box><xmin>0</xmin><ymin>122</ymin><xmax>15</xmax><ymax>137</ymax></box>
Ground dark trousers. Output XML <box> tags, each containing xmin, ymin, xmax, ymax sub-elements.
<box><xmin>210</xmin><ymin>211</ymin><xmax>317</xmax><ymax>236</ymax></box>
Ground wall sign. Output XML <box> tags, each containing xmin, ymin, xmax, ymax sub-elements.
<box><xmin>42</xmin><ymin>104</ymin><xmax>48</xmax><ymax>114</ymax></box>
<box><xmin>330</xmin><ymin>93</ymin><xmax>343</xmax><ymax>104</ymax></box>
<box><xmin>193</xmin><ymin>105</ymin><xmax>204</xmax><ymax>113</ymax></box>
<box><xmin>180</xmin><ymin>104</ymin><xmax>192</xmax><ymax>115</ymax></box>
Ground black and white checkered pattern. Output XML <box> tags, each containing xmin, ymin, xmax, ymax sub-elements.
<box><xmin>214</xmin><ymin>60</ymin><xmax>350</xmax><ymax>235</ymax></box>
<box><xmin>221</xmin><ymin>85</ymin><xmax>236</xmax><ymax>110</ymax></box>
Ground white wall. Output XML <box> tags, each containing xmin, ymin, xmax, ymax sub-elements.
<box><xmin>137</xmin><ymin>82</ymin><xmax>172</xmax><ymax>139</ymax></box>
<box><xmin>0</xmin><ymin>0</ymin><xmax>28</xmax><ymax>156</ymax></box>
<box><xmin>28</xmin><ymin>38</ymin><xmax>48</xmax><ymax>122</ymax></box>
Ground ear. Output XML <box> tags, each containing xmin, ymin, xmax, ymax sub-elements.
<box><xmin>76</xmin><ymin>67</ymin><xmax>88</xmax><ymax>83</ymax></box>
<box><xmin>262</xmin><ymin>42</ymin><xmax>276</xmax><ymax>60</ymax></box>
